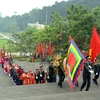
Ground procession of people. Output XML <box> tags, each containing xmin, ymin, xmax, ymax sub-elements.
<box><xmin>0</xmin><ymin>51</ymin><xmax>58</xmax><ymax>86</ymax></box>
<box><xmin>0</xmin><ymin>50</ymin><xmax>100</xmax><ymax>92</ymax></box>
<box><xmin>0</xmin><ymin>26</ymin><xmax>100</xmax><ymax>92</ymax></box>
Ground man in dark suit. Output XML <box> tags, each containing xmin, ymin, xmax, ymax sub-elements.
<box><xmin>80</xmin><ymin>56</ymin><xmax>93</xmax><ymax>91</ymax></box>
<box><xmin>34</xmin><ymin>69</ymin><xmax>40</xmax><ymax>84</ymax></box>
<box><xmin>39</xmin><ymin>66</ymin><xmax>45</xmax><ymax>83</ymax></box>
<box><xmin>93</xmin><ymin>58</ymin><xmax>100</xmax><ymax>85</ymax></box>
<box><xmin>58</xmin><ymin>59</ymin><xmax>65</xmax><ymax>88</ymax></box>
<box><xmin>48</xmin><ymin>60</ymin><xmax>54</xmax><ymax>82</ymax></box>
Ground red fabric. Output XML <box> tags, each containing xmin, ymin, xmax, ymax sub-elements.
<box><xmin>16</xmin><ymin>68</ymin><xmax>23</xmax><ymax>76</ymax></box>
<box><xmin>47</xmin><ymin>43</ymin><xmax>54</xmax><ymax>56</ymax></box>
<box><xmin>67</xmin><ymin>52</ymin><xmax>76</xmax><ymax>72</ymax></box>
<box><xmin>88</xmin><ymin>26</ymin><xmax>100</xmax><ymax>63</ymax></box>
<box><xmin>1</xmin><ymin>58</ymin><xmax>4</xmax><ymax>64</ymax></box>
<box><xmin>19</xmin><ymin>69</ymin><xmax>24</xmax><ymax>76</ymax></box>
<box><xmin>20</xmin><ymin>73</ymin><xmax>28</xmax><ymax>85</ymax></box>
<box><xmin>36</xmin><ymin>44</ymin><xmax>40</xmax><ymax>54</ymax></box>
<box><xmin>30</xmin><ymin>76</ymin><xmax>34</xmax><ymax>84</ymax></box>
<box><xmin>39</xmin><ymin>43</ymin><xmax>45</xmax><ymax>59</ymax></box>
<box><xmin>39</xmin><ymin>43</ymin><xmax>45</xmax><ymax>53</ymax></box>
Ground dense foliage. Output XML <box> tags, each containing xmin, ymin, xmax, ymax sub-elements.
<box><xmin>9</xmin><ymin>4</ymin><xmax>100</xmax><ymax>56</ymax></box>
<box><xmin>0</xmin><ymin>0</ymin><xmax>100</xmax><ymax>33</ymax></box>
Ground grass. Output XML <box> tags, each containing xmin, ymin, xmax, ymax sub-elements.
<box><xmin>0</xmin><ymin>39</ymin><xmax>9</xmax><ymax>50</ymax></box>
<box><xmin>0</xmin><ymin>32</ymin><xmax>12</xmax><ymax>50</ymax></box>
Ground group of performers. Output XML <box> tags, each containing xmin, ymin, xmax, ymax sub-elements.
<box><xmin>80</xmin><ymin>56</ymin><xmax>100</xmax><ymax>91</ymax></box>
<box><xmin>0</xmin><ymin>46</ymin><xmax>100</xmax><ymax>91</ymax></box>
<box><xmin>10</xmin><ymin>63</ymin><xmax>57</xmax><ymax>85</ymax></box>
<box><xmin>0</xmin><ymin>55</ymin><xmax>59</xmax><ymax>86</ymax></box>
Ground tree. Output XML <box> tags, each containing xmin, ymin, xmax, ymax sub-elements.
<box><xmin>0</xmin><ymin>0</ymin><xmax>100</xmax><ymax>33</ymax></box>
<box><xmin>66</xmin><ymin>5</ymin><xmax>94</xmax><ymax>50</ymax></box>
<box><xmin>92</xmin><ymin>6</ymin><xmax>100</xmax><ymax>33</ymax></box>
<box><xmin>13</xmin><ymin>26</ymin><xmax>39</xmax><ymax>55</ymax></box>
<box><xmin>10</xmin><ymin>5</ymin><xmax>100</xmax><ymax>57</ymax></box>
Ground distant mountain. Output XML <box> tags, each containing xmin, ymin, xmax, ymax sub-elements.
<box><xmin>0</xmin><ymin>0</ymin><xmax>100</xmax><ymax>33</ymax></box>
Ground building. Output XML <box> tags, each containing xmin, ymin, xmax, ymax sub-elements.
<box><xmin>28</xmin><ymin>22</ymin><xmax>45</xmax><ymax>29</ymax></box>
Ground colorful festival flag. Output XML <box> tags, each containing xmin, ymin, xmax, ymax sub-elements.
<box><xmin>66</xmin><ymin>36</ymin><xmax>85</xmax><ymax>89</ymax></box>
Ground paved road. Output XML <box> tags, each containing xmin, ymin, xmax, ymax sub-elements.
<box><xmin>13</xmin><ymin>59</ymin><xmax>100</xmax><ymax>90</ymax></box>
<box><xmin>0</xmin><ymin>65</ymin><xmax>14</xmax><ymax>87</ymax></box>
<box><xmin>13</xmin><ymin>59</ymin><xmax>49</xmax><ymax>72</ymax></box>
<box><xmin>0</xmin><ymin>59</ymin><xmax>100</xmax><ymax>90</ymax></box>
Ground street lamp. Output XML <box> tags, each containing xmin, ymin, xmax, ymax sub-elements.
<box><xmin>11</xmin><ymin>11</ymin><xmax>17</xmax><ymax>53</ymax></box>
<box><xmin>59</xmin><ymin>21</ymin><xmax>67</xmax><ymax>39</ymax></box>
<box><xmin>45</xmin><ymin>8</ymin><xmax>48</xmax><ymax>25</ymax></box>
<box><xmin>14</xmin><ymin>11</ymin><xmax>17</xmax><ymax>33</ymax></box>
<box><xmin>59</xmin><ymin>21</ymin><xmax>67</xmax><ymax>54</ymax></box>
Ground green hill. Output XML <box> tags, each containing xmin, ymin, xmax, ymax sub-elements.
<box><xmin>0</xmin><ymin>39</ymin><xmax>9</xmax><ymax>50</ymax></box>
<box><xmin>0</xmin><ymin>0</ymin><xmax>100</xmax><ymax>33</ymax></box>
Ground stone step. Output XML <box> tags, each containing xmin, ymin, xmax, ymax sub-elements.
<box><xmin>8</xmin><ymin>91</ymin><xmax>100</xmax><ymax>100</ymax></box>
<box><xmin>13</xmin><ymin>59</ymin><xmax>48</xmax><ymax>72</ymax></box>
<box><xmin>0</xmin><ymin>67</ymin><xmax>14</xmax><ymax>87</ymax></box>
<box><xmin>1</xmin><ymin>87</ymin><xmax>100</xmax><ymax>100</ymax></box>
<box><xmin>0</xmin><ymin>82</ymin><xmax>99</xmax><ymax>100</ymax></box>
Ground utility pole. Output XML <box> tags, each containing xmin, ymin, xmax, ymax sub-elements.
<box><xmin>14</xmin><ymin>11</ymin><xmax>17</xmax><ymax>33</ymax></box>
<box><xmin>46</xmin><ymin>9</ymin><xmax>48</xmax><ymax>25</ymax></box>
<box><xmin>11</xmin><ymin>11</ymin><xmax>17</xmax><ymax>53</ymax></box>
<box><xmin>60</xmin><ymin>23</ymin><xmax>62</xmax><ymax>40</ymax></box>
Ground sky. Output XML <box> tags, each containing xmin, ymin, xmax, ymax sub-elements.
<box><xmin>0</xmin><ymin>0</ymin><xmax>67</xmax><ymax>17</ymax></box>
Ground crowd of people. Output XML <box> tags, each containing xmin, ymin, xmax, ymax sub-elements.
<box><xmin>0</xmin><ymin>56</ymin><xmax>59</xmax><ymax>86</ymax></box>
<box><xmin>0</xmin><ymin>54</ymin><xmax>100</xmax><ymax>91</ymax></box>
<box><xmin>80</xmin><ymin>56</ymin><xmax>100</xmax><ymax>91</ymax></box>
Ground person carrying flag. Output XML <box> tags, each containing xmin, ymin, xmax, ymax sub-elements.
<box><xmin>80</xmin><ymin>56</ymin><xmax>94</xmax><ymax>91</ymax></box>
